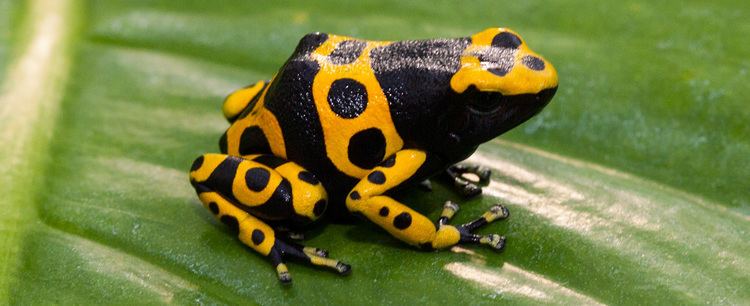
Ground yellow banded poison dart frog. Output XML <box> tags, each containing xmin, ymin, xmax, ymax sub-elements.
<box><xmin>189</xmin><ymin>28</ymin><xmax>558</xmax><ymax>284</ymax></box>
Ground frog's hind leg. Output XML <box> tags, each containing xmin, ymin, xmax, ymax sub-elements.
<box><xmin>443</xmin><ymin>163</ymin><xmax>492</xmax><ymax>197</ymax></box>
<box><xmin>222</xmin><ymin>80</ymin><xmax>270</xmax><ymax>123</ymax></box>
<box><xmin>189</xmin><ymin>153</ymin><xmax>350</xmax><ymax>284</ymax></box>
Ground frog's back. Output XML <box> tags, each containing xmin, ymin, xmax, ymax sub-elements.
<box><xmin>222</xmin><ymin>33</ymin><xmax>401</xmax><ymax>210</ymax></box>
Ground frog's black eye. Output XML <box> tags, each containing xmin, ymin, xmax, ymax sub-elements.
<box><xmin>463</xmin><ymin>86</ymin><xmax>505</xmax><ymax>113</ymax></box>
<box><xmin>492</xmin><ymin>32</ymin><xmax>521</xmax><ymax>49</ymax></box>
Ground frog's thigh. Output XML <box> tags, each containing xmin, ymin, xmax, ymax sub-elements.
<box><xmin>190</xmin><ymin>153</ymin><xmax>328</xmax><ymax>225</ymax></box>
<box><xmin>345</xmin><ymin>150</ymin><xmax>459</xmax><ymax>249</ymax></box>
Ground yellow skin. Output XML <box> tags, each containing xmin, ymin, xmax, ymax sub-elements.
<box><xmin>189</xmin><ymin>28</ymin><xmax>558</xmax><ymax>284</ymax></box>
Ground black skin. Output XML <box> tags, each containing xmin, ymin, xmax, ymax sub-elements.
<box><xmin>254</xmin><ymin>33</ymin><xmax>557</xmax><ymax>219</ymax></box>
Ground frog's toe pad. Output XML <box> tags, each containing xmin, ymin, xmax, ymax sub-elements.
<box><xmin>303</xmin><ymin>247</ymin><xmax>329</xmax><ymax>258</ymax></box>
<box><xmin>487</xmin><ymin>204</ymin><xmax>510</xmax><ymax>221</ymax></box>
<box><xmin>480</xmin><ymin>234</ymin><xmax>506</xmax><ymax>251</ymax></box>
<box><xmin>459</xmin><ymin>182</ymin><xmax>482</xmax><ymax>197</ymax></box>
<box><xmin>335</xmin><ymin>262</ymin><xmax>352</xmax><ymax>275</ymax></box>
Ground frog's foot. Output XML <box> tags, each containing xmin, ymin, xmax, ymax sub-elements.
<box><xmin>444</xmin><ymin>164</ymin><xmax>492</xmax><ymax>198</ymax></box>
<box><xmin>434</xmin><ymin>201</ymin><xmax>509</xmax><ymax>251</ymax></box>
<box><xmin>270</xmin><ymin>239</ymin><xmax>351</xmax><ymax>285</ymax></box>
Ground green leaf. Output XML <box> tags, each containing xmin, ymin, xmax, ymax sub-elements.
<box><xmin>1</xmin><ymin>0</ymin><xmax>748</xmax><ymax>304</ymax></box>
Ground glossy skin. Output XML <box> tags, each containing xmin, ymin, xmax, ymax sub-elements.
<box><xmin>189</xmin><ymin>28</ymin><xmax>558</xmax><ymax>284</ymax></box>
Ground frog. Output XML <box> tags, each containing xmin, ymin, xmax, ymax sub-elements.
<box><xmin>189</xmin><ymin>27</ymin><xmax>558</xmax><ymax>284</ymax></box>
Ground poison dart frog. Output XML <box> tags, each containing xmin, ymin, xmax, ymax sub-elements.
<box><xmin>189</xmin><ymin>28</ymin><xmax>558</xmax><ymax>284</ymax></box>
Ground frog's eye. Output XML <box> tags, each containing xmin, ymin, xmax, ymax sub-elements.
<box><xmin>491</xmin><ymin>32</ymin><xmax>522</xmax><ymax>49</ymax></box>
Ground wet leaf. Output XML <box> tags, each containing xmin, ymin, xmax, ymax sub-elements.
<box><xmin>1</xmin><ymin>0</ymin><xmax>748</xmax><ymax>304</ymax></box>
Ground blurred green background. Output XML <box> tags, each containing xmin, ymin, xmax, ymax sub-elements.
<box><xmin>1</xmin><ymin>0</ymin><xmax>748</xmax><ymax>304</ymax></box>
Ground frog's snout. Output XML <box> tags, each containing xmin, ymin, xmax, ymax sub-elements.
<box><xmin>450</xmin><ymin>28</ymin><xmax>558</xmax><ymax>97</ymax></box>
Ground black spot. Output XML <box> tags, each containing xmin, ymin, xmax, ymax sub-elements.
<box><xmin>477</xmin><ymin>49</ymin><xmax>515</xmax><ymax>77</ymax></box>
<box><xmin>208</xmin><ymin>202</ymin><xmax>219</xmax><ymax>215</ymax></box>
<box><xmin>190</xmin><ymin>156</ymin><xmax>204</xmax><ymax>172</ymax></box>
<box><xmin>313</xmin><ymin>199</ymin><xmax>327</xmax><ymax>217</ymax></box>
<box><xmin>203</xmin><ymin>156</ymin><xmax>243</xmax><ymax>204</ymax></box>
<box><xmin>393</xmin><ymin>212</ymin><xmax>412</xmax><ymax>230</ymax></box>
<box><xmin>220</xmin><ymin>215</ymin><xmax>240</xmax><ymax>235</ymax></box>
<box><xmin>379</xmin><ymin>206</ymin><xmax>389</xmax><ymax>217</ymax></box>
<box><xmin>492</xmin><ymin>32</ymin><xmax>522</xmax><ymax>49</ymax></box>
<box><xmin>328</xmin><ymin>78</ymin><xmax>368</xmax><ymax>119</ymax></box>
<box><xmin>248</xmin><ymin>180</ymin><xmax>294</xmax><ymax>221</ymax></box>
<box><xmin>245</xmin><ymin>167</ymin><xmax>271</xmax><ymax>192</ymax></box>
<box><xmin>252</xmin><ymin>155</ymin><xmax>288</xmax><ymax>168</ymax></box>
<box><xmin>251</xmin><ymin>229</ymin><xmax>265</xmax><ymax>245</ymax></box>
<box><xmin>239</xmin><ymin>126</ymin><xmax>271</xmax><ymax>155</ymax></box>
<box><xmin>263</xmin><ymin>49</ymin><xmax>362</xmax><ymax>219</ymax></box>
<box><xmin>329</xmin><ymin>40</ymin><xmax>367</xmax><ymax>65</ymax></box>
<box><xmin>367</xmin><ymin>171</ymin><xmax>386</xmax><ymax>184</ymax></box>
<box><xmin>298</xmin><ymin>171</ymin><xmax>319</xmax><ymax>185</ymax></box>
<box><xmin>294</xmin><ymin>32</ymin><xmax>328</xmax><ymax>55</ymax></box>
<box><xmin>219</xmin><ymin>131</ymin><xmax>228</xmax><ymax>154</ymax></box>
<box><xmin>488</xmin><ymin>66</ymin><xmax>511</xmax><ymax>77</ymax></box>
<box><xmin>348</xmin><ymin>128</ymin><xmax>386</xmax><ymax>169</ymax></box>
<box><xmin>349</xmin><ymin>191</ymin><xmax>361</xmax><ymax>200</ymax></box>
<box><xmin>522</xmin><ymin>55</ymin><xmax>545</xmax><ymax>71</ymax></box>
<box><xmin>381</xmin><ymin>155</ymin><xmax>396</xmax><ymax>168</ymax></box>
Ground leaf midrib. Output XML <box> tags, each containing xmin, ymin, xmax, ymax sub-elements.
<box><xmin>0</xmin><ymin>0</ymin><xmax>77</xmax><ymax>300</ymax></box>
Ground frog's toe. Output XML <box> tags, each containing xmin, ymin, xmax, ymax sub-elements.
<box><xmin>484</xmin><ymin>234</ymin><xmax>506</xmax><ymax>251</ymax></box>
<box><xmin>457</xmin><ymin>181</ymin><xmax>482</xmax><ymax>197</ymax></box>
<box><xmin>335</xmin><ymin>262</ymin><xmax>352</xmax><ymax>275</ymax></box>
<box><xmin>272</xmin><ymin>240</ymin><xmax>351</xmax><ymax>283</ymax></box>
<box><xmin>460</xmin><ymin>232</ymin><xmax>506</xmax><ymax>252</ymax></box>
<box><xmin>474</xmin><ymin>166</ymin><xmax>492</xmax><ymax>183</ymax></box>
<box><xmin>275</xmin><ymin>263</ymin><xmax>293</xmax><ymax>285</ymax></box>
<box><xmin>303</xmin><ymin>246</ymin><xmax>329</xmax><ymax>258</ymax></box>
<box><xmin>445</xmin><ymin>164</ymin><xmax>492</xmax><ymax>198</ymax></box>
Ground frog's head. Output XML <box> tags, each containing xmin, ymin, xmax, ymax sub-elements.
<box><xmin>443</xmin><ymin>28</ymin><xmax>558</xmax><ymax>148</ymax></box>
<box><xmin>370</xmin><ymin>28</ymin><xmax>557</xmax><ymax>161</ymax></box>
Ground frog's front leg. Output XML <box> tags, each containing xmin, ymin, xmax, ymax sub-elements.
<box><xmin>345</xmin><ymin>150</ymin><xmax>508</xmax><ymax>250</ymax></box>
<box><xmin>190</xmin><ymin>153</ymin><xmax>350</xmax><ymax>284</ymax></box>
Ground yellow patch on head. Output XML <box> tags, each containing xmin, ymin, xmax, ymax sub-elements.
<box><xmin>450</xmin><ymin>28</ymin><xmax>558</xmax><ymax>95</ymax></box>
